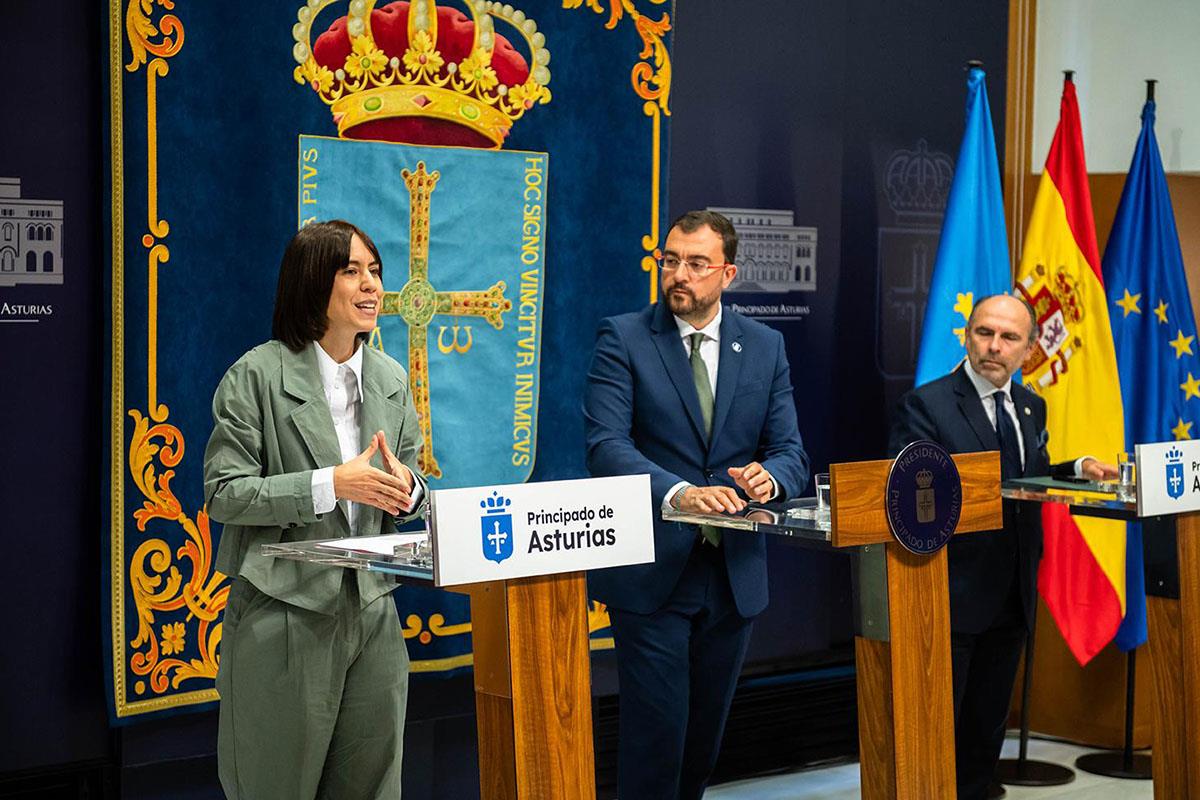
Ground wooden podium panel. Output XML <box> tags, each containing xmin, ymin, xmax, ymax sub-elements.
<box><xmin>885</xmin><ymin>545</ymin><xmax>956</xmax><ymax>795</ymax></box>
<box><xmin>836</xmin><ymin>451</ymin><xmax>1001</xmax><ymax>800</ymax></box>
<box><xmin>464</xmin><ymin>573</ymin><xmax>596</xmax><ymax>800</ymax></box>
<box><xmin>855</xmin><ymin>544</ymin><xmax>956</xmax><ymax>800</ymax></box>
<box><xmin>831</xmin><ymin>452</ymin><xmax>1002</xmax><ymax>547</ymax></box>
<box><xmin>1148</xmin><ymin>512</ymin><xmax>1200</xmax><ymax>799</ymax></box>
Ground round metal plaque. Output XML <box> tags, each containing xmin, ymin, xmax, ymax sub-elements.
<box><xmin>886</xmin><ymin>440</ymin><xmax>962</xmax><ymax>555</ymax></box>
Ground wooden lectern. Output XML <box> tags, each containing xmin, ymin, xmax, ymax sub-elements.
<box><xmin>262</xmin><ymin>469</ymin><xmax>657</xmax><ymax>800</ymax></box>
<box><xmin>457</xmin><ymin>574</ymin><xmax>595</xmax><ymax>800</ymax></box>
<box><xmin>1145</xmin><ymin>514</ymin><xmax>1200</xmax><ymax>799</ymax></box>
<box><xmin>665</xmin><ymin>451</ymin><xmax>1002</xmax><ymax>799</ymax></box>
<box><xmin>832</xmin><ymin>452</ymin><xmax>1001</xmax><ymax>799</ymax></box>
<box><xmin>1000</xmin><ymin>465</ymin><xmax>1200</xmax><ymax>800</ymax></box>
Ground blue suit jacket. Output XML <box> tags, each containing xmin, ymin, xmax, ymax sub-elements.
<box><xmin>888</xmin><ymin>365</ymin><xmax>1071</xmax><ymax>634</ymax></box>
<box><xmin>583</xmin><ymin>301</ymin><xmax>809</xmax><ymax>618</ymax></box>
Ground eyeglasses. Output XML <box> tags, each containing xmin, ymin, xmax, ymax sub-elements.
<box><xmin>656</xmin><ymin>254</ymin><xmax>731</xmax><ymax>277</ymax></box>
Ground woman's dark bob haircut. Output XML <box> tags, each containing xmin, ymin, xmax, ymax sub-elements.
<box><xmin>271</xmin><ymin>219</ymin><xmax>382</xmax><ymax>352</ymax></box>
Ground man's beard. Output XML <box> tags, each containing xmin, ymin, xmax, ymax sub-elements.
<box><xmin>666</xmin><ymin>285</ymin><xmax>718</xmax><ymax>318</ymax></box>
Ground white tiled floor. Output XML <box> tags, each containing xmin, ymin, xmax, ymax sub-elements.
<box><xmin>706</xmin><ymin>735</ymin><xmax>1154</xmax><ymax>799</ymax></box>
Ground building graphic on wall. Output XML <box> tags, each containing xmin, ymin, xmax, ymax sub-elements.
<box><xmin>0</xmin><ymin>178</ymin><xmax>64</xmax><ymax>288</ymax></box>
<box><xmin>708</xmin><ymin>207</ymin><xmax>817</xmax><ymax>293</ymax></box>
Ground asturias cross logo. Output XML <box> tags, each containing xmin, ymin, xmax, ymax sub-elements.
<box><xmin>480</xmin><ymin>491</ymin><xmax>514</xmax><ymax>563</ymax></box>
<box><xmin>1166</xmin><ymin>446</ymin><xmax>1186</xmax><ymax>500</ymax></box>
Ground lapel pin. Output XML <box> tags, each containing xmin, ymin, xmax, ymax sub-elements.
<box><xmin>731</xmin><ymin>342</ymin><xmax>742</xmax><ymax>353</ymax></box>
<box><xmin>1024</xmin><ymin>406</ymin><xmax>1031</xmax><ymax>416</ymax></box>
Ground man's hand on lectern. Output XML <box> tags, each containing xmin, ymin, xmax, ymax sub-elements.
<box><xmin>1081</xmin><ymin>457</ymin><xmax>1119</xmax><ymax>481</ymax></box>
<box><xmin>728</xmin><ymin>462</ymin><xmax>776</xmax><ymax>504</ymax></box>
<box><xmin>678</xmin><ymin>485</ymin><xmax>747</xmax><ymax>515</ymax></box>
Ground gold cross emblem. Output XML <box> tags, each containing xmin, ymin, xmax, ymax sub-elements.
<box><xmin>372</xmin><ymin>161</ymin><xmax>512</xmax><ymax>478</ymax></box>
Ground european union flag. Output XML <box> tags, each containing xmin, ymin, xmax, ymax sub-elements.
<box><xmin>1103</xmin><ymin>98</ymin><xmax>1197</xmax><ymax>651</ymax></box>
<box><xmin>914</xmin><ymin>67</ymin><xmax>1011</xmax><ymax>386</ymax></box>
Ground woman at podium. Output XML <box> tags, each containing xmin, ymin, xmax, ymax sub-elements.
<box><xmin>203</xmin><ymin>220</ymin><xmax>426</xmax><ymax>800</ymax></box>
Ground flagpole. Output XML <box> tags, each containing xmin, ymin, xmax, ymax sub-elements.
<box><xmin>993</xmin><ymin>602</ymin><xmax>1076</xmax><ymax>788</ymax></box>
<box><xmin>1073</xmin><ymin>73</ymin><xmax>1158</xmax><ymax>785</ymax></box>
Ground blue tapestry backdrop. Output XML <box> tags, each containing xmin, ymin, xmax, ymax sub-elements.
<box><xmin>105</xmin><ymin>0</ymin><xmax>672</xmax><ymax>720</ymax></box>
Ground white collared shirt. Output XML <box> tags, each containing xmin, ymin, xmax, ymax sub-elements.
<box><xmin>311</xmin><ymin>341</ymin><xmax>366</xmax><ymax>529</ymax></box>
<box><xmin>962</xmin><ymin>359</ymin><xmax>1026</xmax><ymax>467</ymax></box>
<box><xmin>662</xmin><ymin>306</ymin><xmax>779</xmax><ymax>510</ymax></box>
<box><xmin>674</xmin><ymin>305</ymin><xmax>722</xmax><ymax>392</ymax></box>
<box><xmin>962</xmin><ymin>359</ymin><xmax>1089</xmax><ymax>477</ymax></box>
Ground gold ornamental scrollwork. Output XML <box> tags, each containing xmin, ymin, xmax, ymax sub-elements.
<box><xmin>113</xmin><ymin>0</ymin><xmax>226</xmax><ymax>714</ymax></box>
<box><xmin>125</xmin><ymin>407</ymin><xmax>227</xmax><ymax>697</ymax></box>
<box><xmin>125</xmin><ymin>0</ymin><xmax>185</xmax><ymax>72</ymax></box>
<box><xmin>564</xmin><ymin>0</ymin><xmax>672</xmax><ymax>302</ymax></box>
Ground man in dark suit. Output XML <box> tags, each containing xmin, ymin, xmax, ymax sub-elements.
<box><xmin>888</xmin><ymin>293</ymin><xmax>1114</xmax><ymax>800</ymax></box>
<box><xmin>584</xmin><ymin>210</ymin><xmax>809</xmax><ymax>799</ymax></box>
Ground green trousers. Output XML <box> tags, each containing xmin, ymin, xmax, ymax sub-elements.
<box><xmin>216</xmin><ymin>573</ymin><xmax>409</xmax><ymax>800</ymax></box>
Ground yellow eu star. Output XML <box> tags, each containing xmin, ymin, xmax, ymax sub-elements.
<box><xmin>1155</xmin><ymin>300</ymin><xmax>1169</xmax><ymax>324</ymax></box>
<box><xmin>1173</xmin><ymin>417</ymin><xmax>1194</xmax><ymax>440</ymax></box>
<box><xmin>1170</xmin><ymin>330</ymin><xmax>1195</xmax><ymax>359</ymax></box>
<box><xmin>1116</xmin><ymin>289</ymin><xmax>1142</xmax><ymax>317</ymax></box>
<box><xmin>1182</xmin><ymin>373</ymin><xmax>1200</xmax><ymax>401</ymax></box>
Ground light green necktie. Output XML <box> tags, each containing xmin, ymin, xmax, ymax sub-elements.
<box><xmin>689</xmin><ymin>332</ymin><xmax>714</xmax><ymax>437</ymax></box>
<box><xmin>689</xmin><ymin>332</ymin><xmax>721</xmax><ymax>546</ymax></box>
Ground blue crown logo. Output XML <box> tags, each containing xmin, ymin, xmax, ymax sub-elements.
<box><xmin>1166</xmin><ymin>447</ymin><xmax>1187</xmax><ymax>500</ymax></box>
<box><xmin>480</xmin><ymin>490</ymin><xmax>514</xmax><ymax>563</ymax></box>
<box><xmin>480</xmin><ymin>491</ymin><xmax>512</xmax><ymax>514</ymax></box>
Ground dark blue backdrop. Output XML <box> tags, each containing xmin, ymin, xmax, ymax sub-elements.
<box><xmin>0</xmin><ymin>0</ymin><xmax>1010</xmax><ymax>792</ymax></box>
<box><xmin>0</xmin><ymin>0</ymin><xmax>108</xmax><ymax>775</ymax></box>
<box><xmin>668</xmin><ymin>0</ymin><xmax>1008</xmax><ymax>668</ymax></box>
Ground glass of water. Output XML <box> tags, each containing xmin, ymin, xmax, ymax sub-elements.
<box><xmin>816</xmin><ymin>473</ymin><xmax>832</xmax><ymax>516</ymax></box>
<box><xmin>1117</xmin><ymin>452</ymin><xmax>1136</xmax><ymax>502</ymax></box>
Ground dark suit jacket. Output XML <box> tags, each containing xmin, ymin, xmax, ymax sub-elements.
<box><xmin>584</xmin><ymin>302</ymin><xmax>809</xmax><ymax>618</ymax></box>
<box><xmin>888</xmin><ymin>365</ymin><xmax>1070</xmax><ymax>634</ymax></box>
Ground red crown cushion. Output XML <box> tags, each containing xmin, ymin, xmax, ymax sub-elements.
<box><xmin>313</xmin><ymin>1</ymin><xmax>531</xmax><ymax>148</ymax></box>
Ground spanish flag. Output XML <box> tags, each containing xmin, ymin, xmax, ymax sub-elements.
<box><xmin>1015</xmin><ymin>76</ymin><xmax>1126</xmax><ymax>665</ymax></box>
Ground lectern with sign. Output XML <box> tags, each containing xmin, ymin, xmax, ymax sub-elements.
<box><xmin>1003</xmin><ymin>439</ymin><xmax>1200</xmax><ymax>800</ymax></box>
<box><xmin>263</xmin><ymin>474</ymin><xmax>654</xmax><ymax>800</ymax></box>
<box><xmin>665</xmin><ymin>447</ymin><xmax>1002</xmax><ymax>799</ymax></box>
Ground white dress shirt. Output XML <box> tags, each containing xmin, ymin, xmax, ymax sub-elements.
<box><xmin>662</xmin><ymin>307</ymin><xmax>779</xmax><ymax>510</ymax></box>
<box><xmin>962</xmin><ymin>360</ymin><xmax>1089</xmax><ymax>476</ymax></box>
<box><xmin>962</xmin><ymin>359</ymin><xmax>1027</xmax><ymax>467</ymax></box>
<box><xmin>311</xmin><ymin>342</ymin><xmax>367</xmax><ymax>530</ymax></box>
<box><xmin>309</xmin><ymin>342</ymin><xmax>423</xmax><ymax>530</ymax></box>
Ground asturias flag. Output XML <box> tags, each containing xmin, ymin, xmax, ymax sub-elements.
<box><xmin>914</xmin><ymin>66</ymin><xmax>1011</xmax><ymax>386</ymax></box>
<box><xmin>1015</xmin><ymin>76</ymin><xmax>1127</xmax><ymax>665</ymax></box>
<box><xmin>1103</xmin><ymin>96</ymin><xmax>1197</xmax><ymax>651</ymax></box>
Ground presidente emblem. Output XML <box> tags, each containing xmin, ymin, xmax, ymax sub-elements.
<box><xmin>886</xmin><ymin>440</ymin><xmax>962</xmax><ymax>554</ymax></box>
<box><xmin>480</xmin><ymin>490</ymin><xmax>514</xmax><ymax>563</ymax></box>
<box><xmin>1166</xmin><ymin>446</ymin><xmax>1186</xmax><ymax>500</ymax></box>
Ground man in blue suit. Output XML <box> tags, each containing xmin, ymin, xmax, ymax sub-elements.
<box><xmin>584</xmin><ymin>210</ymin><xmax>809</xmax><ymax>799</ymax></box>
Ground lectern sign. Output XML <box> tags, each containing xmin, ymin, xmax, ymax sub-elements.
<box><xmin>885</xmin><ymin>440</ymin><xmax>963</xmax><ymax>554</ymax></box>
<box><xmin>429</xmin><ymin>475</ymin><xmax>654</xmax><ymax>586</ymax></box>
<box><xmin>1136</xmin><ymin>440</ymin><xmax>1200</xmax><ymax>516</ymax></box>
